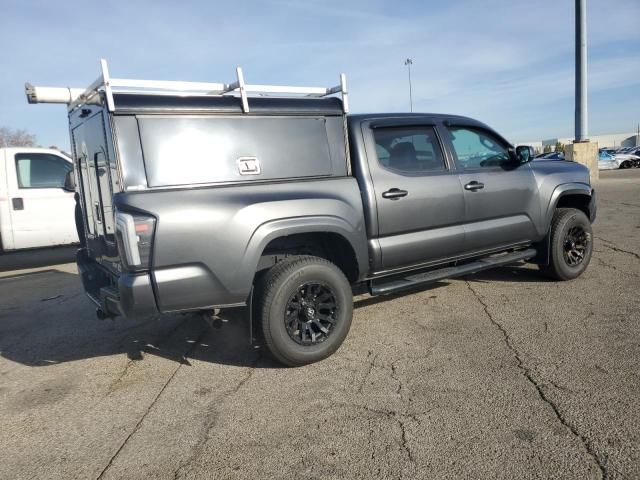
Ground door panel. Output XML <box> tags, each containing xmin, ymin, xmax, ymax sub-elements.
<box><xmin>364</xmin><ymin>124</ymin><xmax>465</xmax><ymax>271</ymax></box>
<box><xmin>445</xmin><ymin>126</ymin><xmax>541</xmax><ymax>253</ymax></box>
<box><xmin>5</xmin><ymin>151</ymin><xmax>76</xmax><ymax>249</ymax></box>
<box><xmin>72</xmin><ymin>112</ymin><xmax>116</xmax><ymax>243</ymax></box>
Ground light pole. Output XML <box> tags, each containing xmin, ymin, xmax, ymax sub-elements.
<box><xmin>575</xmin><ymin>0</ymin><xmax>587</xmax><ymax>141</ymax></box>
<box><xmin>404</xmin><ymin>58</ymin><xmax>413</xmax><ymax>112</ymax></box>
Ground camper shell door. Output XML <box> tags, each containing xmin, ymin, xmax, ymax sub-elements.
<box><xmin>70</xmin><ymin>103</ymin><xmax>120</xmax><ymax>268</ymax></box>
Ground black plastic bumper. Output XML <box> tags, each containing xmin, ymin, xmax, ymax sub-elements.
<box><xmin>77</xmin><ymin>249</ymin><xmax>158</xmax><ymax>319</ymax></box>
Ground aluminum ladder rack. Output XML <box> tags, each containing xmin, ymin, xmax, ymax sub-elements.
<box><xmin>25</xmin><ymin>58</ymin><xmax>349</xmax><ymax>114</ymax></box>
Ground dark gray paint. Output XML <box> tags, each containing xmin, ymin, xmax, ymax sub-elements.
<box><xmin>66</xmin><ymin>98</ymin><xmax>595</xmax><ymax>316</ymax></box>
<box><xmin>456</xmin><ymin>165</ymin><xmax>540</xmax><ymax>253</ymax></box>
<box><xmin>137</xmin><ymin>116</ymin><xmax>345</xmax><ymax>187</ymax></box>
<box><xmin>115</xmin><ymin>177</ymin><xmax>368</xmax><ymax>309</ymax></box>
<box><xmin>359</xmin><ymin>120</ymin><xmax>466</xmax><ymax>270</ymax></box>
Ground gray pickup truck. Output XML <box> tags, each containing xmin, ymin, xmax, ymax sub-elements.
<box><xmin>26</xmin><ymin>62</ymin><xmax>595</xmax><ymax>366</ymax></box>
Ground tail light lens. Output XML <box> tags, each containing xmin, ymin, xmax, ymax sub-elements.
<box><xmin>115</xmin><ymin>211</ymin><xmax>156</xmax><ymax>271</ymax></box>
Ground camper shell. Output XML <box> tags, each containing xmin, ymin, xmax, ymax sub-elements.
<box><xmin>27</xmin><ymin>60</ymin><xmax>354</xmax><ymax>319</ymax></box>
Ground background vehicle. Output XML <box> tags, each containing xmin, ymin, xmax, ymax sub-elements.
<box><xmin>598</xmin><ymin>150</ymin><xmax>620</xmax><ymax>170</ymax></box>
<box><xmin>26</xmin><ymin>61</ymin><xmax>596</xmax><ymax>366</ymax></box>
<box><xmin>601</xmin><ymin>148</ymin><xmax>640</xmax><ymax>168</ymax></box>
<box><xmin>533</xmin><ymin>151</ymin><xmax>565</xmax><ymax>161</ymax></box>
<box><xmin>0</xmin><ymin>147</ymin><xmax>77</xmax><ymax>251</ymax></box>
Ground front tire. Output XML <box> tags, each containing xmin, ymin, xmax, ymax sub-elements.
<box><xmin>540</xmin><ymin>208</ymin><xmax>593</xmax><ymax>281</ymax></box>
<box><xmin>256</xmin><ymin>256</ymin><xmax>353</xmax><ymax>366</ymax></box>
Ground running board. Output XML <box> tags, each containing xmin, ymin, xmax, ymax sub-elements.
<box><xmin>369</xmin><ymin>248</ymin><xmax>537</xmax><ymax>296</ymax></box>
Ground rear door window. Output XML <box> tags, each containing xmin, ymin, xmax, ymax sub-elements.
<box><xmin>372</xmin><ymin>126</ymin><xmax>446</xmax><ymax>174</ymax></box>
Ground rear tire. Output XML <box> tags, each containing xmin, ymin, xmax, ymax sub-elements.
<box><xmin>256</xmin><ymin>255</ymin><xmax>353</xmax><ymax>367</ymax></box>
<box><xmin>540</xmin><ymin>208</ymin><xmax>593</xmax><ymax>281</ymax></box>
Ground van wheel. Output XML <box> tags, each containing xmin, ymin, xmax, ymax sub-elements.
<box><xmin>540</xmin><ymin>208</ymin><xmax>593</xmax><ymax>281</ymax></box>
<box><xmin>256</xmin><ymin>255</ymin><xmax>353</xmax><ymax>366</ymax></box>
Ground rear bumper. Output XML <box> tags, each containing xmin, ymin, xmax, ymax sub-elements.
<box><xmin>77</xmin><ymin>249</ymin><xmax>242</xmax><ymax>318</ymax></box>
<box><xmin>77</xmin><ymin>249</ymin><xmax>158</xmax><ymax>318</ymax></box>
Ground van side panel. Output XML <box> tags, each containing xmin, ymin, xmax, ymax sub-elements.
<box><xmin>0</xmin><ymin>149</ymin><xmax>14</xmax><ymax>250</ymax></box>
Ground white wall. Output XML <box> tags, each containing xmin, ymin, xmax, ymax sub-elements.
<box><xmin>542</xmin><ymin>132</ymin><xmax>639</xmax><ymax>149</ymax></box>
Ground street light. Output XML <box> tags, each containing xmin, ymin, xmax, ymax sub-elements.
<box><xmin>404</xmin><ymin>58</ymin><xmax>413</xmax><ymax>112</ymax></box>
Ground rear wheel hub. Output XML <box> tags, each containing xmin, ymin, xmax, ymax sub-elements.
<box><xmin>285</xmin><ymin>282</ymin><xmax>338</xmax><ymax>346</ymax></box>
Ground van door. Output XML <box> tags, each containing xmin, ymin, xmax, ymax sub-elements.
<box><xmin>363</xmin><ymin>122</ymin><xmax>466</xmax><ymax>272</ymax></box>
<box><xmin>4</xmin><ymin>149</ymin><xmax>77</xmax><ymax>249</ymax></box>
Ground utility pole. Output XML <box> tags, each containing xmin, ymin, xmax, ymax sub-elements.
<box><xmin>567</xmin><ymin>0</ymin><xmax>597</xmax><ymax>182</ymax></box>
<box><xmin>575</xmin><ymin>0</ymin><xmax>587</xmax><ymax>141</ymax></box>
<box><xmin>404</xmin><ymin>58</ymin><xmax>413</xmax><ymax>112</ymax></box>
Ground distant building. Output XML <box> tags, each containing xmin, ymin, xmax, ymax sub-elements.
<box><xmin>542</xmin><ymin>132</ymin><xmax>640</xmax><ymax>150</ymax></box>
<box><xmin>519</xmin><ymin>132</ymin><xmax>639</xmax><ymax>153</ymax></box>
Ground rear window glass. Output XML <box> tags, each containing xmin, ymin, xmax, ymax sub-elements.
<box><xmin>137</xmin><ymin>116</ymin><xmax>337</xmax><ymax>187</ymax></box>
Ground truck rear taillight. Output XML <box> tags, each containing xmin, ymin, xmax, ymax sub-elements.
<box><xmin>115</xmin><ymin>211</ymin><xmax>156</xmax><ymax>271</ymax></box>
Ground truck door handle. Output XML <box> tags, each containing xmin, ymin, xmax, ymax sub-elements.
<box><xmin>382</xmin><ymin>188</ymin><xmax>408</xmax><ymax>200</ymax></box>
<box><xmin>12</xmin><ymin>198</ymin><xmax>24</xmax><ymax>210</ymax></box>
<box><xmin>464</xmin><ymin>181</ymin><xmax>484</xmax><ymax>191</ymax></box>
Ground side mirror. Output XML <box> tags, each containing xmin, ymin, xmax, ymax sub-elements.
<box><xmin>515</xmin><ymin>145</ymin><xmax>533</xmax><ymax>164</ymax></box>
<box><xmin>63</xmin><ymin>170</ymin><xmax>76</xmax><ymax>192</ymax></box>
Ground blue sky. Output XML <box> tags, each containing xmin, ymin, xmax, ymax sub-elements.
<box><xmin>1</xmin><ymin>0</ymin><xmax>639</xmax><ymax>149</ymax></box>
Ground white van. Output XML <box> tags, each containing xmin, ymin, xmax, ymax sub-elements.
<box><xmin>0</xmin><ymin>147</ymin><xmax>77</xmax><ymax>251</ymax></box>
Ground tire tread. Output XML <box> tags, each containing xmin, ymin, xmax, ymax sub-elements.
<box><xmin>540</xmin><ymin>208</ymin><xmax>592</xmax><ymax>280</ymax></box>
<box><xmin>256</xmin><ymin>255</ymin><xmax>349</xmax><ymax>366</ymax></box>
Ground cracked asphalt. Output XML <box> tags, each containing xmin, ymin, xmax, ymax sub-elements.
<box><xmin>1</xmin><ymin>169</ymin><xmax>638</xmax><ymax>480</ymax></box>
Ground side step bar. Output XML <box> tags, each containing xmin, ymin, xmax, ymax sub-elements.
<box><xmin>369</xmin><ymin>248</ymin><xmax>537</xmax><ymax>296</ymax></box>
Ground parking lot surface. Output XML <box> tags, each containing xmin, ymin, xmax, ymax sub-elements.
<box><xmin>1</xmin><ymin>170</ymin><xmax>638</xmax><ymax>480</ymax></box>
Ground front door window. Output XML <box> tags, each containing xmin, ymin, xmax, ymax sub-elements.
<box><xmin>448</xmin><ymin>127</ymin><xmax>511</xmax><ymax>169</ymax></box>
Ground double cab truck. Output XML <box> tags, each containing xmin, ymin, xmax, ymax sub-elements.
<box><xmin>26</xmin><ymin>60</ymin><xmax>596</xmax><ymax>366</ymax></box>
<box><xmin>0</xmin><ymin>147</ymin><xmax>77</xmax><ymax>251</ymax></box>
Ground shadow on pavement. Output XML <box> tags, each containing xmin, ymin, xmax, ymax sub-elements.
<box><xmin>0</xmin><ymin>269</ymin><xmax>277</xmax><ymax>369</ymax></box>
<box><xmin>0</xmin><ymin>264</ymin><xmax>546</xmax><ymax>370</ymax></box>
<box><xmin>0</xmin><ymin>245</ymin><xmax>77</xmax><ymax>272</ymax></box>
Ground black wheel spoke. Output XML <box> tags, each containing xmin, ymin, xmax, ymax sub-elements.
<box><xmin>312</xmin><ymin>319</ymin><xmax>329</xmax><ymax>334</ymax></box>
<box><xmin>317</xmin><ymin>313</ymin><xmax>335</xmax><ymax>324</ymax></box>
<box><xmin>563</xmin><ymin>225</ymin><xmax>590</xmax><ymax>267</ymax></box>
<box><xmin>317</xmin><ymin>302</ymin><xmax>336</xmax><ymax>310</ymax></box>
<box><xmin>285</xmin><ymin>282</ymin><xmax>338</xmax><ymax>346</ymax></box>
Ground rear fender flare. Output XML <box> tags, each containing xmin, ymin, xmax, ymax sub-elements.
<box><xmin>230</xmin><ymin>215</ymin><xmax>368</xmax><ymax>297</ymax></box>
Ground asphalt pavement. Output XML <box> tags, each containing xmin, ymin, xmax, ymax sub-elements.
<box><xmin>1</xmin><ymin>169</ymin><xmax>638</xmax><ymax>479</ymax></box>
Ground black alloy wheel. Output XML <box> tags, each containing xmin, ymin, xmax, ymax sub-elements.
<box><xmin>256</xmin><ymin>255</ymin><xmax>353</xmax><ymax>366</ymax></box>
<box><xmin>539</xmin><ymin>208</ymin><xmax>593</xmax><ymax>281</ymax></box>
<box><xmin>285</xmin><ymin>282</ymin><xmax>338</xmax><ymax>345</ymax></box>
<box><xmin>563</xmin><ymin>225</ymin><xmax>590</xmax><ymax>266</ymax></box>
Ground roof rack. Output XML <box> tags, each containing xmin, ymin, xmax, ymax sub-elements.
<box><xmin>25</xmin><ymin>59</ymin><xmax>349</xmax><ymax>114</ymax></box>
